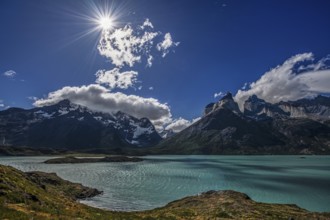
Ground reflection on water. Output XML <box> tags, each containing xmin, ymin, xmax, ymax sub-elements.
<box><xmin>0</xmin><ymin>155</ymin><xmax>329</xmax><ymax>212</ymax></box>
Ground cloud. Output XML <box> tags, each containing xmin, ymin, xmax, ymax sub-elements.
<box><xmin>140</xmin><ymin>18</ymin><xmax>154</xmax><ymax>29</ymax></box>
<box><xmin>157</xmin><ymin>33</ymin><xmax>180</xmax><ymax>57</ymax></box>
<box><xmin>149</xmin><ymin>86</ymin><xmax>154</xmax><ymax>90</ymax></box>
<box><xmin>165</xmin><ymin>117</ymin><xmax>201</xmax><ymax>133</ymax></box>
<box><xmin>33</xmin><ymin>84</ymin><xmax>172</xmax><ymax>130</ymax></box>
<box><xmin>3</xmin><ymin>70</ymin><xmax>16</xmax><ymax>78</ymax></box>
<box><xmin>32</xmin><ymin>19</ymin><xmax>181</xmax><ymax>131</ymax></box>
<box><xmin>147</xmin><ymin>55</ymin><xmax>153</xmax><ymax>67</ymax></box>
<box><xmin>95</xmin><ymin>68</ymin><xmax>138</xmax><ymax>90</ymax></box>
<box><xmin>97</xmin><ymin>22</ymin><xmax>158</xmax><ymax>67</ymax></box>
<box><xmin>214</xmin><ymin>91</ymin><xmax>224</xmax><ymax>99</ymax></box>
<box><xmin>0</xmin><ymin>100</ymin><xmax>3</xmax><ymax>108</ymax></box>
<box><xmin>27</xmin><ymin>96</ymin><xmax>38</xmax><ymax>101</ymax></box>
<box><xmin>241</xmin><ymin>82</ymin><xmax>250</xmax><ymax>90</ymax></box>
<box><xmin>234</xmin><ymin>53</ymin><xmax>330</xmax><ymax>111</ymax></box>
<box><xmin>96</xmin><ymin>18</ymin><xmax>179</xmax><ymax>92</ymax></box>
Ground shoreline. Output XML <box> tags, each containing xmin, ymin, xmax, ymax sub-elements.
<box><xmin>1</xmin><ymin>164</ymin><xmax>330</xmax><ymax>219</ymax></box>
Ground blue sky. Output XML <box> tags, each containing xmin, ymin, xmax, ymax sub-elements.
<box><xmin>1</xmin><ymin>0</ymin><xmax>330</xmax><ymax>131</ymax></box>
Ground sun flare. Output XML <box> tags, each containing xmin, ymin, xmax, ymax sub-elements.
<box><xmin>98</xmin><ymin>16</ymin><xmax>113</xmax><ymax>30</ymax></box>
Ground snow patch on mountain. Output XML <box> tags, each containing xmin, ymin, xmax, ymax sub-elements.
<box><xmin>34</xmin><ymin>110</ymin><xmax>55</xmax><ymax>119</ymax></box>
<box><xmin>133</xmin><ymin>125</ymin><xmax>153</xmax><ymax>139</ymax></box>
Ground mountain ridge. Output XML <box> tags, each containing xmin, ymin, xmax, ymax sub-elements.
<box><xmin>154</xmin><ymin>94</ymin><xmax>330</xmax><ymax>154</ymax></box>
<box><xmin>0</xmin><ymin>99</ymin><xmax>161</xmax><ymax>150</ymax></box>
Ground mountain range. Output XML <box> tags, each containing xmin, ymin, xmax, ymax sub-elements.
<box><xmin>155</xmin><ymin>93</ymin><xmax>330</xmax><ymax>154</ymax></box>
<box><xmin>1</xmin><ymin>94</ymin><xmax>330</xmax><ymax>154</ymax></box>
<box><xmin>0</xmin><ymin>99</ymin><xmax>161</xmax><ymax>151</ymax></box>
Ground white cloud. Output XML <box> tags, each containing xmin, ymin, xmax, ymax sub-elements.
<box><xmin>234</xmin><ymin>53</ymin><xmax>330</xmax><ymax>111</ymax></box>
<box><xmin>3</xmin><ymin>70</ymin><xmax>16</xmax><ymax>78</ymax></box>
<box><xmin>32</xmin><ymin>19</ymin><xmax>182</xmax><ymax>132</ymax></box>
<box><xmin>97</xmin><ymin>23</ymin><xmax>158</xmax><ymax>67</ymax></box>
<box><xmin>27</xmin><ymin>96</ymin><xmax>38</xmax><ymax>101</ymax></box>
<box><xmin>33</xmin><ymin>84</ymin><xmax>172</xmax><ymax>130</ymax></box>
<box><xmin>214</xmin><ymin>91</ymin><xmax>224</xmax><ymax>99</ymax></box>
<box><xmin>165</xmin><ymin>117</ymin><xmax>201</xmax><ymax>133</ymax></box>
<box><xmin>141</xmin><ymin>18</ymin><xmax>154</xmax><ymax>29</ymax></box>
<box><xmin>95</xmin><ymin>68</ymin><xmax>138</xmax><ymax>90</ymax></box>
<box><xmin>149</xmin><ymin>86</ymin><xmax>154</xmax><ymax>90</ymax></box>
<box><xmin>147</xmin><ymin>55</ymin><xmax>153</xmax><ymax>67</ymax></box>
<box><xmin>241</xmin><ymin>82</ymin><xmax>250</xmax><ymax>90</ymax></box>
<box><xmin>157</xmin><ymin>33</ymin><xmax>180</xmax><ymax>57</ymax></box>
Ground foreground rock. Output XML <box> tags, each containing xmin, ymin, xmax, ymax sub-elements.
<box><xmin>44</xmin><ymin>156</ymin><xmax>143</xmax><ymax>164</ymax></box>
<box><xmin>0</xmin><ymin>164</ymin><xmax>329</xmax><ymax>219</ymax></box>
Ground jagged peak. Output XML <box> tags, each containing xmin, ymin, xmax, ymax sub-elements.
<box><xmin>246</xmin><ymin>94</ymin><xmax>265</xmax><ymax>103</ymax></box>
<box><xmin>216</xmin><ymin>92</ymin><xmax>241</xmax><ymax>114</ymax></box>
<box><xmin>205</xmin><ymin>102</ymin><xmax>215</xmax><ymax>108</ymax></box>
<box><xmin>56</xmin><ymin>99</ymin><xmax>72</xmax><ymax>106</ymax></box>
<box><xmin>220</xmin><ymin>92</ymin><xmax>233</xmax><ymax>101</ymax></box>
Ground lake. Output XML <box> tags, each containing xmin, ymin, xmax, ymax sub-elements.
<box><xmin>0</xmin><ymin>155</ymin><xmax>329</xmax><ymax>212</ymax></box>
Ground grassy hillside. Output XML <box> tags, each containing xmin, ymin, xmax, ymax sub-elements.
<box><xmin>1</xmin><ymin>164</ymin><xmax>329</xmax><ymax>220</ymax></box>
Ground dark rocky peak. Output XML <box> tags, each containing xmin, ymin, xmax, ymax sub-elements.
<box><xmin>220</xmin><ymin>92</ymin><xmax>233</xmax><ymax>101</ymax></box>
<box><xmin>56</xmin><ymin>99</ymin><xmax>72</xmax><ymax>107</ymax></box>
<box><xmin>244</xmin><ymin>95</ymin><xmax>288</xmax><ymax>120</ymax></box>
<box><xmin>139</xmin><ymin>117</ymin><xmax>153</xmax><ymax>127</ymax></box>
<box><xmin>246</xmin><ymin>95</ymin><xmax>266</xmax><ymax>103</ymax></box>
<box><xmin>203</xmin><ymin>92</ymin><xmax>241</xmax><ymax>115</ymax></box>
<box><xmin>244</xmin><ymin>95</ymin><xmax>268</xmax><ymax>112</ymax></box>
<box><xmin>204</xmin><ymin>102</ymin><xmax>215</xmax><ymax>116</ymax></box>
<box><xmin>217</xmin><ymin>92</ymin><xmax>241</xmax><ymax>114</ymax></box>
<box><xmin>115</xmin><ymin>111</ymin><xmax>131</xmax><ymax>120</ymax></box>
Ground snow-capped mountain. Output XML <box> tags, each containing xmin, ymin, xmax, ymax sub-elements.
<box><xmin>204</xmin><ymin>93</ymin><xmax>241</xmax><ymax>116</ymax></box>
<box><xmin>277</xmin><ymin>96</ymin><xmax>330</xmax><ymax>121</ymax></box>
<box><xmin>156</xmin><ymin>93</ymin><xmax>330</xmax><ymax>154</ymax></box>
<box><xmin>243</xmin><ymin>95</ymin><xmax>289</xmax><ymax>120</ymax></box>
<box><xmin>0</xmin><ymin>99</ymin><xmax>161</xmax><ymax>149</ymax></box>
<box><xmin>243</xmin><ymin>95</ymin><xmax>330</xmax><ymax>121</ymax></box>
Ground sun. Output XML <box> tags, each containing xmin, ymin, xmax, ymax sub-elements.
<box><xmin>98</xmin><ymin>16</ymin><xmax>114</xmax><ymax>30</ymax></box>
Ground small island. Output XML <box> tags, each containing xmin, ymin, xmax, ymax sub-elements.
<box><xmin>44</xmin><ymin>156</ymin><xmax>143</xmax><ymax>164</ymax></box>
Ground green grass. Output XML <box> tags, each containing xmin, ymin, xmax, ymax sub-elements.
<box><xmin>1</xmin><ymin>164</ymin><xmax>330</xmax><ymax>220</ymax></box>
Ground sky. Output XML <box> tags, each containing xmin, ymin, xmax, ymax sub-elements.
<box><xmin>1</xmin><ymin>0</ymin><xmax>330</xmax><ymax>131</ymax></box>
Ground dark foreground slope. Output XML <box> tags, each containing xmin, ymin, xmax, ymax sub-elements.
<box><xmin>1</xmin><ymin>165</ymin><xmax>329</xmax><ymax>220</ymax></box>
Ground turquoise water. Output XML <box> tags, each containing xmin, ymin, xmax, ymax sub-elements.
<box><xmin>0</xmin><ymin>155</ymin><xmax>330</xmax><ymax>212</ymax></box>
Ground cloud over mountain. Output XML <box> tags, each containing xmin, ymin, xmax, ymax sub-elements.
<box><xmin>235</xmin><ymin>53</ymin><xmax>330</xmax><ymax>111</ymax></box>
<box><xmin>34</xmin><ymin>84</ymin><xmax>172</xmax><ymax>130</ymax></box>
<box><xmin>165</xmin><ymin>117</ymin><xmax>201</xmax><ymax>133</ymax></box>
<box><xmin>33</xmin><ymin>18</ymin><xmax>188</xmax><ymax>131</ymax></box>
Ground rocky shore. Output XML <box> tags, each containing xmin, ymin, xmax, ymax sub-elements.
<box><xmin>0</xmin><ymin>164</ymin><xmax>329</xmax><ymax>219</ymax></box>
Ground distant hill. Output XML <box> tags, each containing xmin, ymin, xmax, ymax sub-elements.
<box><xmin>0</xmin><ymin>99</ymin><xmax>161</xmax><ymax>150</ymax></box>
<box><xmin>155</xmin><ymin>93</ymin><xmax>330</xmax><ymax>154</ymax></box>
